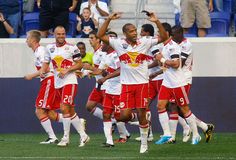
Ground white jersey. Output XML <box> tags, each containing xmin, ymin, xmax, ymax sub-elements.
<box><xmin>160</xmin><ymin>39</ymin><xmax>187</xmax><ymax>88</ymax></box>
<box><xmin>34</xmin><ymin>46</ymin><xmax>53</xmax><ymax>81</ymax></box>
<box><xmin>99</xmin><ymin>50</ymin><xmax>121</xmax><ymax>95</ymax></box>
<box><xmin>92</xmin><ymin>45</ymin><xmax>108</xmax><ymax>90</ymax></box>
<box><xmin>109</xmin><ymin>36</ymin><xmax>158</xmax><ymax>84</ymax></box>
<box><xmin>148</xmin><ymin>43</ymin><xmax>164</xmax><ymax>81</ymax></box>
<box><xmin>44</xmin><ymin>42</ymin><xmax>80</xmax><ymax>89</ymax></box>
<box><xmin>180</xmin><ymin>38</ymin><xmax>193</xmax><ymax>84</ymax></box>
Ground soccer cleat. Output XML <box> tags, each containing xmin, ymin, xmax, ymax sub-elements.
<box><xmin>101</xmin><ymin>143</ymin><xmax>114</xmax><ymax>148</ymax></box>
<box><xmin>155</xmin><ymin>136</ymin><xmax>172</xmax><ymax>144</ymax></box>
<box><xmin>183</xmin><ymin>127</ymin><xmax>191</xmax><ymax>142</ymax></box>
<box><xmin>114</xmin><ymin>138</ymin><xmax>127</xmax><ymax>143</ymax></box>
<box><xmin>191</xmin><ymin>135</ymin><xmax>201</xmax><ymax>145</ymax></box>
<box><xmin>140</xmin><ymin>144</ymin><xmax>148</xmax><ymax>153</ymax></box>
<box><xmin>204</xmin><ymin>124</ymin><xmax>215</xmax><ymax>143</ymax></box>
<box><xmin>57</xmin><ymin>137</ymin><xmax>69</xmax><ymax>147</ymax></box>
<box><xmin>167</xmin><ymin>138</ymin><xmax>176</xmax><ymax>144</ymax></box>
<box><xmin>39</xmin><ymin>137</ymin><xmax>58</xmax><ymax>144</ymax></box>
<box><xmin>79</xmin><ymin>135</ymin><xmax>90</xmax><ymax>147</ymax></box>
<box><xmin>80</xmin><ymin>118</ymin><xmax>86</xmax><ymax>131</ymax></box>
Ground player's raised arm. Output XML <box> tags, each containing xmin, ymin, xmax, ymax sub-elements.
<box><xmin>97</xmin><ymin>12</ymin><xmax>121</xmax><ymax>44</ymax></box>
<box><xmin>148</xmin><ymin>12</ymin><xmax>168</xmax><ymax>43</ymax></box>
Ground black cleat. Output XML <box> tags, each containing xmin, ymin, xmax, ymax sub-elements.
<box><xmin>204</xmin><ymin>124</ymin><xmax>215</xmax><ymax>143</ymax></box>
<box><xmin>101</xmin><ymin>143</ymin><xmax>114</xmax><ymax>148</ymax></box>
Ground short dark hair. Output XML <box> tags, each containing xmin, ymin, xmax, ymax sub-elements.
<box><xmin>89</xmin><ymin>30</ymin><xmax>98</xmax><ymax>38</ymax></box>
<box><xmin>106</xmin><ymin>31</ymin><xmax>118</xmax><ymax>37</ymax></box>
<box><xmin>172</xmin><ymin>25</ymin><xmax>184</xmax><ymax>35</ymax></box>
<box><xmin>122</xmin><ymin>23</ymin><xmax>134</xmax><ymax>33</ymax></box>
<box><xmin>162</xmin><ymin>22</ymin><xmax>172</xmax><ymax>36</ymax></box>
<box><xmin>141</xmin><ymin>24</ymin><xmax>154</xmax><ymax>36</ymax></box>
<box><xmin>76</xmin><ymin>41</ymin><xmax>85</xmax><ymax>47</ymax></box>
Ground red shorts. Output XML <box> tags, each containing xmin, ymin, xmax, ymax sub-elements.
<box><xmin>158</xmin><ymin>85</ymin><xmax>189</xmax><ymax>107</ymax></box>
<box><xmin>35</xmin><ymin>76</ymin><xmax>60</xmax><ymax>110</ymax></box>
<box><xmin>120</xmin><ymin>83</ymin><xmax>148</xmax><ymax>110</ymax></box>
<box><xmin>88</xmin><ymin>88</ymin><xmax>105</xmax><ymax>104</ymax></box>
<box><xmin>56</xmin><ymin>84</ymin><xmax>78</xmax><ymax>107</ymax></box>
<box><xmin>103</xmin><ymin>93</ymin><xmax>120</xmax><ymax>119</ymax></box>
<box><xmin>169</xmin><ymin>84</ymin><xmax>191</xmax><ymax>103</ymax></box>
<box><xmin>148</xmin><ymin>80</ymin><xmax>163</xmax><ymax>99</ymax></box>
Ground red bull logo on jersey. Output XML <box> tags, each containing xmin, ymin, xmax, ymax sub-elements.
<box><xmin>119</xmin><ymin>52</ymin><xmax>152</xmax><ymax>67</ymax></box>
<box><xmin>52</xmin><ymin>55</ymin><xmax>72</xmax><ymax>72</ymax></box>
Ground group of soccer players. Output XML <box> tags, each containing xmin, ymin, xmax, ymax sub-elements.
<box><xmin>24</xmin><ymin>11</ymin><xmax>214</xmax><ymax>154</ymax></box>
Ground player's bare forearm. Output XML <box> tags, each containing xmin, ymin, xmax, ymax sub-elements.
<box><xmin>155</xmin><ymin>20</ymin><xmax>168</xmax><ymax>42</ymax></box>
<box><xmin>148</xmin><ymin>60</ymin><xmax>159</xmax><ymax>69</ymax></box>
<box><xmin>67</xmin><ymin>60</ymin><xmax>83</xmax><ymax>73</ymax></box>
<box><xmin>97</xmin><ymin>17</ymin><xmax>111</xmax><ymax>44</ymax></box>
<box><xmin>104</xmin><ymin>69</ymin><xmax>120</xmax><ymax>80</ymax></box>
<box><xmin>165</xmin><ymin>59</ymin><xmax>180</xmax><ymax>69</ymax></box>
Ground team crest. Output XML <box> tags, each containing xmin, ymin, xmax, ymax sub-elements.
<box><xmin>122</xmin><ymin>43</ymin><xmax>128</xmax><ymax>49</ymax></box>
<box><xmin>50</xmin><ymin>47</ymin><xmax>55</xmax><ymax>53</ymax></box>
<box><xmin>119</xmin><ymin>102</ymin><xmax>125</xmax><ymax>109</ymax></box>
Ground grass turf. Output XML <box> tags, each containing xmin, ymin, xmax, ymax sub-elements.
<box><xmin>0</xmin><ymin>133</ymin><xmax>235</xmax><ymax>160</ymax></box>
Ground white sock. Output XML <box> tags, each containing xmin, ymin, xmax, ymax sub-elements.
<box><xmin>40</xmin><ymin>117</ymin><xmax>57</xmax><ymax>139</ymax></box>
<box><xmin>71</xmin><ymin>114</ymin><xmax>87</xmax><ymax>138</ymax></box>
<box><xmin>92</xmin><ymin>107</ymin><xmax>103</xmax><ymax>120</ymax></box>
<box><xmin>158</xmin><ymin>111</ymin><xmax>171</xmax><ymax>136</ymax></box>
<box><xmin>116</xmin><ymin>122</ymin><xmax>127</xmax><ymax>139</ymax></box>
<box><xmin>169</xmin><ymin>113</ymin><xmax>179</xmax><ymax>140</ymax></box>
<box><xmin>178</xmin><ymin>116</ymin><xmax>190</xmax><ymax>130</ymax></box>
<box><xmin>57</xmin><ymin>113</ymin><xmax>63</xmax><ymax>123</ymax></box>
<box><xmin>139</xmin><ymin>124</ymin><xmax>149</xmax><ymax>145</ymax></box>
<box><xmin>192</xmin><ymin>114</ymin><xmax>208</xmax><ymax>131</ymax></box>
<box><xmin>146</xmin><ymin>110</ymin><xmax>153</xmax><ymax>137</ymax></box>
<box><xmin>185</xmin><ymin>113</ymin><xmax>200</xmax><ymax>138</ymax></box>
<box><xmin>62</xmin><ymin>117</ymin><xmax>71</xmax><ymax>139</ymax></box>
<box><xmin>103</xmin><ymin>121</ymin><xmax>113</xmax><ymax>145</ymax></box>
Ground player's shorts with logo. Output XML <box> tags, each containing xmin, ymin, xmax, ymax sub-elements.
<box><xmin>35</xmin><ymin>76</ymin><xmax>60</xmax><ymax>110</ymax></box>
<box><xmin>158</xmin><ymin>85</ymin><xmax>189</xmax><ymax>107</ymax></box>
<box><xmin>103</xmin><ymin>93</ymin><xmax>121</xmax><ymax>119</ymax></box>
<box><xmin>55</xmin><ymin>84</ymin><xmax>78</xmax><ymax>107</ymax></box>
<box><xmin>120</xmin><ymin>83</ymin><xmax>148</xmax><ymax>109</ymax></box>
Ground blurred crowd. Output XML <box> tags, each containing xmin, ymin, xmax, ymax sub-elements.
<box><xmin>0</xmin><ymin>0</ymin><xmax>235</xmax><ymax>38</ymax></box>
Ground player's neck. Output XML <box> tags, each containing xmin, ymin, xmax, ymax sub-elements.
<box><xmin>94</xmin><ymin>44</ymin><xmax>101</xmax><ymax>51</ymax></box>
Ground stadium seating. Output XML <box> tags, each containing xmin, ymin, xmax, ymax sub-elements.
<box><xmin>206</xmin><ymin>12</ymin><xmax>231</xmax><ymax>37</ymax></box>
<box><xmin>20</xmin><ymin>12</ymin><xmax>39</xmax><ymax>37</ymax></box>
<box><xmin>223</xmin><ymin>0</ymin><xmax>233</xmax><ymax>13</ymax></box>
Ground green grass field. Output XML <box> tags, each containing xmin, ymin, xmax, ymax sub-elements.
<box><xmin>0</xmin><ymin>133</ymin><xmax>235</xmax><ymax>160</ymax></box>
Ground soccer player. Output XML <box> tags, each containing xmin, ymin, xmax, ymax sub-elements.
<box><xmin>170</xmin><ymin>25</ymin><xmax>214</xmax><ymax>143</ymax></box>
<box><xmin>154</xmin><ymin>23</ymin><xmax>201</xmax><ymax>145</ymax></box>
<box><xmin>97</xmin><ymin>12</ymin><xmax>168</xmax><ymax>153</ymax></box>
<box><xmin>40</xmin><ymin>26</ymin><xmax>90</xmax><ymax>147</ymax></box>
<box><xmin>25</xmin><ymin>30</ymin><xmax>61</xmax><ymax>144</ymax></box>
<box><xmin>83</xmin><ymin>31</ymin><xmax>107</xmax><ymax>120</ymax></box>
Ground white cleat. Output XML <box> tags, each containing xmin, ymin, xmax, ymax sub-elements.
<box><xmin>80</xmin><ymin>118</ymin><xmax>86</xmax><ymax>131</ymax></box>
<box><xmin>57</xmin><ymin>137</ymin><xmax>69</xmax><ymax>147</ymax></box>
<box><xmin>39</xmin><ymin>137</ymin><xmax>58</xmax><ymax>144</ymax></box>
<box><xmin>140</xmin><ymin>144</ymin><xmax>148</xmax><ymax>153</ymax></box>
<box><xmin>183</xmin><ymin>127</ymin><xmax>191</xmax><ymax>142</ymax></box>
<box><xmin>79</xmin><ymin>135</ymin><xmax>90</xmax><ymax>147</ymax></box>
